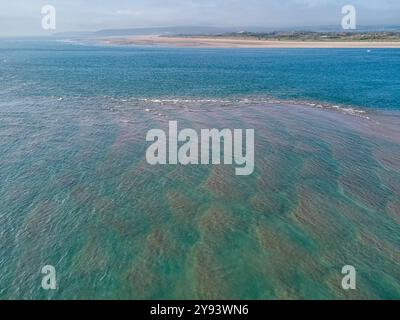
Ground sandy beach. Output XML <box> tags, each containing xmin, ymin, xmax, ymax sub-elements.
<box><xmin>101</xmin><ymin>35</ymin><xmax>400</xmax><ymax>48</ymax></box>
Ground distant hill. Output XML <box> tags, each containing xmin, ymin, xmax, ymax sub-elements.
<box><xmin>93</xmin><ymin>26</ymin><xmax>241</xmax><ymax>36</ymax></box>
<box><xmin>53</xmin><ymin>25</ymin><xmax>400</xmax><ymax>38</ymax></box>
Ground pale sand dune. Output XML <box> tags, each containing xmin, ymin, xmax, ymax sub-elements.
<box><xmin>102</xmin><ymin>35</ymin><xmax>400</xmax><ymax>48</ymax></box>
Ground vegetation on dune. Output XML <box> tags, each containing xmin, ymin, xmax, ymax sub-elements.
<box><xmin>177</xmin><ymin>31</ymin><xmax>400</xmax><ymax>42</ymax></box>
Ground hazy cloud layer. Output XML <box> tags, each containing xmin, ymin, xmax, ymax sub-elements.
<box><xmin>0</xmin><ymin>0</ymin><xmax>399</xmax><ymax>36</ymax></box>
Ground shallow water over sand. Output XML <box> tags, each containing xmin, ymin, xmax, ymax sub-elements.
<box><xmin>1</xmin><ymin>96</ymin><xmax>399</xmax><ymax>299</ymax></box>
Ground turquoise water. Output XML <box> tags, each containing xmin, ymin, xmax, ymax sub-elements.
<box><xmin>0</xmin><ymin>39</ymin><xmax>400</xmax><ymax>299</ymax></box>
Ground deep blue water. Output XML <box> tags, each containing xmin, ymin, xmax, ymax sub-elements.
<box><xmin>0</xmin><ymin>39</ymin><xmax>400</xmax><ymax>109</ymax></box>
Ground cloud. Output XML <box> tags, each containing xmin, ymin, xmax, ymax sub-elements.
<box><xmin>114</xmin><ymin>10</ymin><xmax>143</xmax><ymax>16</ymax></box>
<box><xmin>0</xmin><ymin>0</ymin><xmax>399</xmax><ymax>36</ymax></box>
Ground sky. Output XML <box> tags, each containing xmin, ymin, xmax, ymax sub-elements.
<box><xmin>0</xmin><ymin>0</ymin><xmax>399</xmax><ymax>36</ymax></box>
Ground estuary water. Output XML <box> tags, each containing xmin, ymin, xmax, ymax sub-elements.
<box><xmin>0</xmin><ymin>39</ymin><xmax>400</xmax><ymax>299</ymax></box>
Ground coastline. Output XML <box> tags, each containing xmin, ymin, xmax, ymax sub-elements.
<box><xmin>101</xmin><ymin>35</ymin><xmax>400</xmax><ymax>48</ymax></box>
